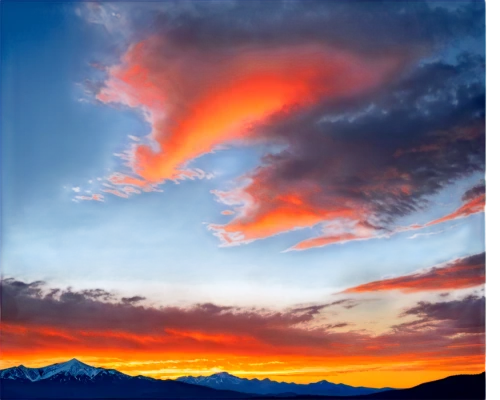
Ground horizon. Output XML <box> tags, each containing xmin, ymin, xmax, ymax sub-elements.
<box><xmin>0</xmin><ymin>357</ymin><xmax>485</xmax><ymax>389</ymax></box>
<box><xmin>1</xmin><ymin>0</ymin><xmax>485</xmax><ymax>391</ymax></box>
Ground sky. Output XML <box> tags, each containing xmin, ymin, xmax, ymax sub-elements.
<box><xmin>0</xmin><ymin>0</ymin><xmax>485</xmax><ymax>389</ymax></box>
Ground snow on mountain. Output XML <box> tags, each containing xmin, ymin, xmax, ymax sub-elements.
<box><xmin>181</xmin><ymin>372</ymin><xmax>244</xmax><ymax>386</ymax></box>
<box><xmin>0</xmin><ymin>365</ymin><xmax>43</xmax><ymax>382</ymax></box>
<box><xmin>0</xmin><ymin>358</ymin><xmax>129</xmax><ymax>383</ymax></box>
<box><xmin>1</xmin><ymin>359</ymin><xmax>390</xmax><ymax>397</ymax></box>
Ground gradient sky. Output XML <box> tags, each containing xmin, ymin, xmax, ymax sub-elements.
<box><xmin>1</xmin><ymin>0</ymin><xmax>485</xmax><ymax>389</ymax></box>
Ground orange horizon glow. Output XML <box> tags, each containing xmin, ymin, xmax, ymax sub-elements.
<box><xmin>0</xmin><ymin>349</ymin><xmax>484</xmax><ymax>389</ymax></box>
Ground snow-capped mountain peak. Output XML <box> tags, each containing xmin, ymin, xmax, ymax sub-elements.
<box><xmin>0</xmin><ymin>358</ymin><xmax>128</xmax><ymax>383</ymax></box>
<box><xmin>178</xmin><ymin>371</ymin><xmax>244</xmax><ymax>386</ymax></box>
<box><xmin>39</xmin><ymin>358</ymin><xmax>101</xmax><ymax>380</ymax></box>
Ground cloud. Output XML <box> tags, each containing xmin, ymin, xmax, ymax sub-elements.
<box><xmin>287</xmin><ymin>174</ymin><xmax>484</xmax><ymax>250</ymax></box>
<box><xmin>79</xmin><ymin>1</ymin><xmax>484</xmax><ymax>250</ymax></box>
<box><xmin>424</xmin><ymin>183</ymin><xmax>485</xmax><ymax>227</ymax></box>
<box><xmin>102</xmin><ymin>188</ymin><xmax>129</xmax><ymax>198</ymax></box>
<box><xmin>394</xmin><ymin>180</ymin><xmax>487</xmax><ymax>233</ymax></box>
<box><xmin>89</xmin><ymin>2</ymin><xmax>478</xmax><ymax>206</ymax></box>
<box><xmin>212</xmin><ymin>56</ymin><xmax>485</xmax><ymax>248</ymax></box>
<box><xmin>1</xmin><ymin>278</ymin><xmax>331</xmax><ymax>346</ymax></box>
<box><xmin>85</xmin><ymin>1</ymin><xmax>102</xmax><ymax>14</ymax></box>
<box><xmin>1</xmin><ymin>278</ymin><xmax>484</xmax><ymax>377</ymax></box>
<box><xmin>75</xmin><ymin>194</ymin><xmax>104</xmax><ymax>202</ymax></box>
<box><xmin>462</xmin><ymin>182</ymin><xmax>486</xmax><ymax>202</ymax></box>
<box><xmin>71</xmin><ymin>187</ymin><xmax>81</xmax><ymax>193</ymax></box>
<box><xmin>397</xmin><ymin>294</ymin><xmax>485</xmax><ymax>335</ymax></box>
<box><xmin>344</xmin><ymin>253</ymin><xmax>485</xmax><ymax>294</ymax></box>
<box><xmin>121</xmin><ymin>296</ymin><xmax>146</xmax><ymax>304</ymax></box>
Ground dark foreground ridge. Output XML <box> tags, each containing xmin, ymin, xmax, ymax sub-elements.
<box><xmin>0</xmin><ymin>359</ymin><xmax>485</xmax><ymax>399</ymax></box>
<box><xmin>259</xmin><ymin>372</ymin><xmax>486</xmax><ymax>400</ymax></box>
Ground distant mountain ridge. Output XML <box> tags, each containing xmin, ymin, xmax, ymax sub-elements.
<box><xmin>0</xmin><ymin>359</ymin><xmax>485</xmax><ymax>399</ymax></box>
<box><xmin>177</xmin><ymin>371</ymin><xmax>390</xmax><ymax>396</ymax></box>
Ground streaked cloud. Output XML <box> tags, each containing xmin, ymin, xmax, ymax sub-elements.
<box><xmin>288</xmin><ymin>179</ymin><xmax>485</xmax><ymax>251</ymax></box>
<box><xmin>1</xmin><ymin>278</ymin><xmax>484</xmax><ymax>375</ymax></box>
<box><xmin>344</xmin><ymin>253</ymin><xmax>485</xmax><ymax>294</ymax></box>
<box><xmin>75</xmin><ymin>194</ymin><xmax>104</xmax><ymax>202</ymax></box>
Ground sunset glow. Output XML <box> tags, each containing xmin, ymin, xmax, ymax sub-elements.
<box><xmin>1</xmin><ymin>0</ymin><xmax>485</xmax><ymax>393</ymax></box>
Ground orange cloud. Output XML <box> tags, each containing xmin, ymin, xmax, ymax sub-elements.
<box><xmin>1</xmin><ymin>278</ymin><xmax>485</xmax><ymax>388</ymax></box>
<box><xmin>102</xmin><ymin>189</ymin><xmax>128</xmax><ymax>198</ymax></box>
<box><xmin>71</xmin><ymin>6</ymin><xmax>484</xmax><ymax>249</ymax></box>
<box><xmin>288</xmin><ymin>183</ymin><xmax>485</xmax><ymax>251</ymax></box>
<box><xmin>75</xmin><ymin>194</ymin><xmax>104</xmax><ymax>202</ymax></box>
<box><xmin>344</xmin><ymin>253</ymin><xmax>485</xmax><ymax>293</ymax></box>
<box><xmin>97</xmin><ymin>37</ymin><xmax>399</xmax><ymax>184</ymax></box>
<box><xmin>425</xmin><ymin>193</ymin><xmax>485</xmax><ymax>227</ymax></box>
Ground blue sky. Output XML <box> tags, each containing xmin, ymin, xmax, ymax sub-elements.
<box><xmin>1</xmin><ymin>1</ymin><xmax>485</xmax><ymax>308</ymax></box>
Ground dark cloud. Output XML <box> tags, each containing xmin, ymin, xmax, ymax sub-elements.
<box><xmin>462</xmin><ymin>182</ymin><xmax>486</xmax><ymax>202</ymax></box>
<box><xmin>373</xmin><ymin>293</ymin><xmax>485</xmax><ymax>363</ymax></box>
<box><xmin>214</xmin><ymin>53</ymin><xmax>485</xmax><ymax>248</ymax></box>
<box><xmin>0</xmin><ymin>278</ymin><xmax>334</xmax><ymax>349</ymax></box>
<box><xmin>1</xmin><ymin>279</ymin><xmax>45</xmax><ymax>297</ymax></box>
<box><xmin>1</xmin><ymin>278</ymin><xmax>484</xmax><ymax>367</ymax></box>
<box><xmin>397</xmin><ymin>295</ymin><xmax>485</xmax><ymax>335</ymax></box>
<box><xmin>289</xmin><ymin>299</ymin><xmax>361</xmax><ymax>317</ymax></box>
<box><xmin>128</xmin><ymin>0</ymin><xmax>484</xmax><ymax>55</ymax></box>
<box><xmin>121</xmin><ymin>296</ymin><xmax>146</xmax><ymax>304</ymax></box>
<box><xmin>56</xmin><ymin>288</ymin><xmax>115</xmax><ymax>303</ymax></box>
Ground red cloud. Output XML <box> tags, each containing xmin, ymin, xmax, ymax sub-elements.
<box><xmin>425</xmin><ymin>192</ymin><xmax>485</xmax><ymax>227</ymax></box>
<box><xmin>68</xmin><ymin>0</ymin><xmax>485</xmax><ymax>254</ymax></box>
<box><xmin>1</xmin><ymin>278</ymin><xmax>485</xmax><ymax>384</ymax></box>
<box><xmin>344</xmin><ymin>253</ymin><xmax>485</xmax><ymax>293</ymax></box>
<box><xmin>97</xmin><ymin>37</ymin><xmax>398</xmax><ymax>185</ymax></box>
<box><xmin>288</xmin><ymin>183</ymin><xmax>485</xmax><ymax>251</ymax></box>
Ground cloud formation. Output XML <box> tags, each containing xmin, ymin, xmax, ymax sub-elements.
<box><xmin>1</xmin><ymin>277</ymin><xmax>484</xmax><ymax>376</ymax></box>
<box><xmin>344</xmin><ymin>253</ymin><xmax>485</xmax><ymax>294</ymax></box>
<box><xmin>398</xmin><ymin>294</ymin><xmax>485</xmax><ymax>336</ymax></box>
<box><xmin>212</xmin><ymin>57</ymin><xmax>485</xmax><ymax>248</ymax></box>
<box><xmin>289</xmin><ymin>184</ymin><xmax>487</xmax><ymax>250</ymax></box>
<box><xmin>78</xmin><ymin>1</ymin><xmax>485</xmax><ymax>251</ymax></box>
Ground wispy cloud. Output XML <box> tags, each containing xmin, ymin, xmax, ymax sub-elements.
<box><xmin>288</xmin><ymin>181</ymin><xmax>484</xmax><ymax>251</ymax></box>
<box><xmin>343</xmin><ymin>253</ymin><xmax>485</xmax><ymax>294</ymax></box>
<box><xmin>75</xmin><ymin>194</ymin><xmax>104</xmax><ymax>202</ymax></box>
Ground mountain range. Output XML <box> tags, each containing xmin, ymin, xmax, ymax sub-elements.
<box><xmin>0</xmin><ymin>358</ymin><xmax>485</xmax><ymax>399</ymax></box>
<box><xmin>177</xmin><ymin>371</ymin><xmax>389</xmax><ymax>396</ymax></box>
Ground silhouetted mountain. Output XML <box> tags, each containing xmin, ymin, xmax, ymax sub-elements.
<box><xmin>359</xmin><ymin>372</ymin><xmax>486</xmax><ymax>400</ymax></box>
<box><xmin>177</xmin><ymin>372</ymin><xmax>389</xmax><ymax>396</ymax></box>
<box><xmin>260</xmin><ymin>372</ymin><xmax>485</xmax><ymax>400</ymax></box>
